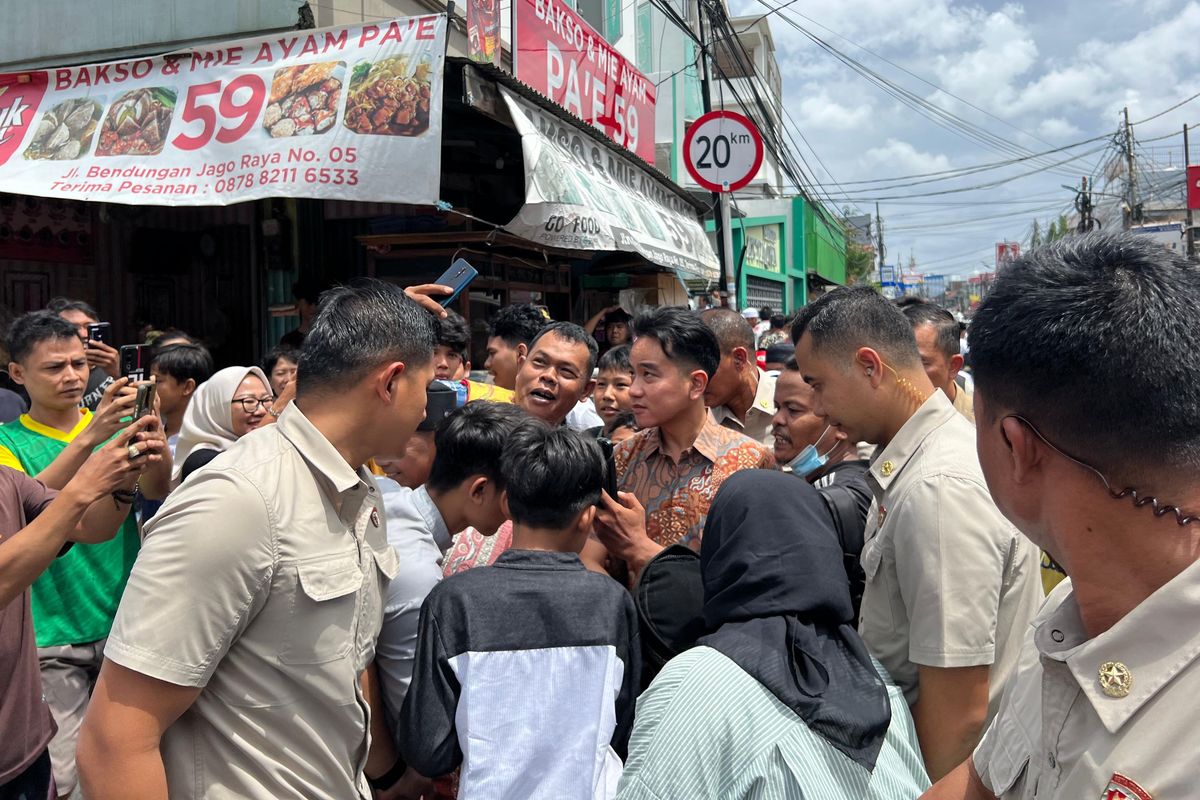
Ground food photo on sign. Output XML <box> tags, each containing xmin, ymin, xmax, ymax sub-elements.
<box><xmin>23</xmin><ymin>97</ymin><xmax>104</xmax><ymax>161</ymax></box>
<box><xmin>263</xmin><ymin>61</ymin><xmax>345</xmax><ymax>138</ymax></box>
<box><xmin>96</xmin><ymin>87</ymin><xmax>177</xmax><ymax>156</ymax></box>
<box><xmin>343</xmin><ymin>55</ymin><xmax>433</xmax><ymax>136</ymax></box>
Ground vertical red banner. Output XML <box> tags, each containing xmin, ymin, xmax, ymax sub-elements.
<box><xmin>1187</xmin><ymin>164</ymin><xmax>1200</xmax><ymax>211</ymax></box>
<box><xmin>468</xmin><ymin>0</ymin><xmax>501</xmax><ymax>65</ymax></box>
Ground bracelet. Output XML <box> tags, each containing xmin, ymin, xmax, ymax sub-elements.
<box><xmin>366</xmin><ymin>757</ymin><xmax>407</xmax><ymax>791</ymax></box>
<box><xmin>111</xmin><ymin>489</ymin><xmax>137</xmax><ymax>508</ymax></box>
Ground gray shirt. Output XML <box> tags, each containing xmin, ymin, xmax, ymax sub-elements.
<box><xmin>105</xmin><ymin>404</ymin><xmax>398</xmax><ymax>800</ymax></box>
<box><xmin>375</xmin><ymin>480</ymin><xmax>453</xmax><ymax>728</ymax></box>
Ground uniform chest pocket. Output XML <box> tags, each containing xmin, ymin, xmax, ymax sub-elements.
<box><xmin>979</xmin><ymin>712</ymin><xmax>1037</xmax><ymax>799</ymax></box>
<box><xmin>280</xmin><ymin>555</ymin><xmax>362</xmax><ymax>665</ymax></box>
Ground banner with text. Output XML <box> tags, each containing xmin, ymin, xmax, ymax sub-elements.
<box><xmin>513</xmin><ymin>0</ymin><xmax>655</xmax><ymax>163</ymax></box>
<box><xmin>0</xmin><ymin>16</ymin><xmax>445</xmax><ymax>206</ymax></box>
<box><xmin>501</xmin><ymin>87</ymin><xmax>717</xmax><ymax>280</ymax></box>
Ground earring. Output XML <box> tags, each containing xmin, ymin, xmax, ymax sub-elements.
<box><xmin>866</xmin><ymin>367</ymin><xmax>873</xmax><ymax>376</ymax></box>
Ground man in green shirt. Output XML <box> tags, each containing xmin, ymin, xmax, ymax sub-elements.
<box><xmin>0</xmin><ymin>311</ymin><xmax>171</xmax><ymax>798</ymax></box>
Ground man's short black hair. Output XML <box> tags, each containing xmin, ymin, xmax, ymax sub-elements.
<box><xmin>769</xmin><ymin>314</ymin><xmax>787</xmax><ymax>330</ymax></box>
<box><xmin>488</xmin><ymin>303</ymin><xmax>548</xmax><ymax>348</ymax></box>
<box><xmin>298</xmin><ymin>279</ymin><xmax>437</xmax><ymax>394</ymax></box>
<box><xmin>898</xmin><ymin>300</ymin><xmax>960</xmax><ymax>360</ymax></box>
<box><xmin>501</xmin><ymin>421</ymin><xmax>604</xmax><ymax>529</ymax></box>
<box><xmin>699</xmin><ymin>307</ymin><xmax>756</xmax><ymax>354</ymax></box>
<box><xmin>597</xmin><ymin>343</ymin><xmax>632</xmax><ymax>375</ymax></box>
<box><xmin>971</xmin><ymin>231</ymin><xmax>1200</xmax><ymax>482</ymax></box>
<box><xmin>263</xmin><ymin>346</ymin><xmax>299</xmax><ymax>377</ymax></box>
<box><xmin>46</xmin><ymin>297</ymin><xmax>98</xmax><ymax>322</ymax></box>
<box><xmin>632</xmin><ymin>307</ymin><xmax>721</xmax><ymax>381</ymax></box>
<box><xmin>153</xmin><ymin>343</ymin><xmax>215</xmax><ymax>386</ymax></box>
<box><xmin>426</xmin><ymin>401</ymin><xmax>528</xmax><ymax>493</ymax></box>
<box><xmin>436</xmin><ymin>310</ymin><xmax>471</xmax><ymax>359</ymax></box>
<box><xmin>8</xmin><ymin>311</ymin><xmax>80</xmax><ymax>363</ymax></box>
<box><xmin>529</xmin><ymin>321</ymin><xmax>599</xmax><ymax>375</ymax></box>
<box><xmin>758</xmin><ymin>306</ymin><xmax>774</xmax><ymax>319</ymax></box>
<box><xmin>791</xmin><ymin>286</ymin><xmax>920</xmax><ymax>368</ymax></box>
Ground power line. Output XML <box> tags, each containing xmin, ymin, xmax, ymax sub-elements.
<box><xmin>1131</xmin><ymin>90</ymin><xmax>1200</xmax><ymax>125</ymax></box>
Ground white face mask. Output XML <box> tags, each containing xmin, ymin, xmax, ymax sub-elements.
<box><xmin>785</xmin><ymin>425</ymin><xmax>836</xmax><ymax>477</ymax></box>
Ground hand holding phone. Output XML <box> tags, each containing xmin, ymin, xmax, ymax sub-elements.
<box><xmin>431</xmin><ymin>258</ymin><xmax>478</xmax><ymax>307</ymax></box>
<box><xmin>87</xmin><ymin>322</ymin><xmax>112</xmax><ymax>345</ymax></box>
<box><xmin>597</xmin><ymin>437</ymin><xmax>618</xmax><ymax>500</ymax></box>
<box><xmin>133</xmin><ymin>381</ymin><xmax>157</xmax><ymax>419</ymax></box>
<box><xmin>120</xmin><ymin>344</ymin><xmax>151</xmax><ymax>382</ymax></box>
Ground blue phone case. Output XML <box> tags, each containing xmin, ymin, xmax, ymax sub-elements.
<box><xmin>435</xmin><ymin>259</ymin><xmax>479</xmax><ymax>306</ymax></box>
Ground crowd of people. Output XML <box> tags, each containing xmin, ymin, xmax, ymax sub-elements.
<box><xmin>0</xmin><ymin>230</ymin><xmax>1195</xmax><ymax>800</ymax></box>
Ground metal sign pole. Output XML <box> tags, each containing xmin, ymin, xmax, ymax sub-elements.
<box><xmin>719</xmin><ymin>192</ymin><xmax>735</xmax><ymax>304</ymax></box>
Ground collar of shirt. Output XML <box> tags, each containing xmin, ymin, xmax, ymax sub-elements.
<box><xmin>709</xmin><ymin>369</ymin><xmax>777</xmax><ymax>431</ymax></box>
<box><xmin>276</xmin><ymin>403</ymin><xmax>373</xmax><ymax>506</ymax></box>
<box><xmin>866</xmin><ymin>390</ymin><xmax>958</xmax><ymax>497</ymax></box>
<box><xmin>494</xmin><ymin>548</ymin><xmax>586</xmax><ymax>571</ymax></box>
<box><xmin>1034</xmin><ymin>559</ymin><xmax>1200</xmax><ymax>734</ymax></box>
<box><xmin>413</xmin><ymin>485</ymin><xmax>453</xmax><ymax>554</ymax></box>
<box><xmin>640</xmin><ymin>415</ymin><xmax>725</xmax><ymax>464</ymax></box>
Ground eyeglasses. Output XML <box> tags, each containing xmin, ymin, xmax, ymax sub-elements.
<box><xmin>231</xmin><ymin>396</ymin><xmax>275</xmax><ymax>413</ymax></box>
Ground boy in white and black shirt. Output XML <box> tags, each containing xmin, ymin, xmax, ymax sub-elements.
<box><xmin>399</xmin><ymin>420</ymin><xmax>639</xmax><ymax>799</ymax></box>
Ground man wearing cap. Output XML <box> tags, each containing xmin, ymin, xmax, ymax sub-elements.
<box><xmin>700</xmin><ymin>308</ymin><xmax>776</xmax><ymax>446</ymax></box>
<box><xmin>924</xmin><ymin>233</ymin><xmax>1200</xmax><ymax>799</ymax></box>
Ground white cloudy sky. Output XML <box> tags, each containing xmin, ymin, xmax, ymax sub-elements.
<box><xmin>727</xmin><ymin>0</ymin><xmax>1200</xmax><ymax>277</ymax></box>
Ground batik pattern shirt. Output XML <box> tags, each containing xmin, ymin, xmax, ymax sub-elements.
<box><xmin>614</xmin><ymin>418</ymin><xmax>774</xmax><ymax>550</ymax></box>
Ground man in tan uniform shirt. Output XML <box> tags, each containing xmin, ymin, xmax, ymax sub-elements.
<box><xmin>921</xmin><ymin>232</ymin><xmax>1200</xmax><ymax>799</ymax></box>
<box><xmin>897</xmin><ymin>299</ymin><xmax>974</xmax><ymax>423</ymax></box>
<box><xmin>793</xmin><ymin>287</ymin><xmax>1041</xmax><ymax>782</ymax></box>
<box><xmin>700</xmin><ymin>308</ymin><xmax>777</xmax><ymax>445</ymax></box>
<box><xmin>77</xmin><ymin>281</ymin><xmax>445</xmax><ymax>800</ymax></box>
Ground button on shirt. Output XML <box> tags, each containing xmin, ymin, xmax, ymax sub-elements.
<box><xmin>376</xmin><ymin>480</ymin><xmax>453</xmax><ymax>724</ymax></box>
<box><xmin>105</xmin><ymin>404</ymin><xmax>399</xmax><ymax>800</ymax></box>
<box><xmin>858</xmin><ymin>391</ymin><xmax>1041</xmax><ymax>716</ymax></box>
<box><xmin>615</xmin><ymin>417</ymin><xmax>774</xmax><ymax>550</ymax></box>
<box><xmin>708</xmin><ymin>368</ymin><xmax>777</xmax><ymax>446</ymax></box>
<box><xmin>974</xmin><ymin>565</ymin><xmax>1200</xmax><ymax>798</ymax></box>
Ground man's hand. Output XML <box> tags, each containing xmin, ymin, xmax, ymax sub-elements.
<box><xmin>86</xmin><ymin>378</ymin><xmax>137</xmax><ymax>447</ymax></box>
<box><xmin>375</xmin><ymin>767</ymin><xmax>433</xmax><ymax>800</ymax></box>
<box><xmin>86</xmin><ymin>339</ymin><xmax>121</xmax><ymax>375</ymax></box>
<box><xmin>404</xmin><ymin>284</ymin><xmax>453</xmax><ymax>318</ymax></box>
<box><xmin>262</xmin><ymin>378</ymin><xmax>296</xmax><ymax>426</ymax></box>
<box><xmin>594</xmin><ymin>490</ymin><xmax>662</xmax><ymax>579</ymax></box>
<box><xmin>71</xmin><ymin>415</ymin><xmax>165</xmax><ymax>502</ymax></box>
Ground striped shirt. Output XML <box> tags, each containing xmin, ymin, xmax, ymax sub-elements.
<box><xmin>617</xmin><ymin>646</ymin><xmax>930</xmax><ymax>800</ymax></box>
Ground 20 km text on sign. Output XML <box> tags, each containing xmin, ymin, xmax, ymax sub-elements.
<box><xmin>683</xmin><ymin>110</ymin><xmax>763</xmax><ymax>193</ymax></box>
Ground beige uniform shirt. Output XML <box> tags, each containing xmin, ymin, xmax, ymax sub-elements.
<box><xmin>709</xmin><ymin>368</ymin><xmax>777</xmax><ymax>446</ymax></box>
<box><xmin>858</xmin><ymin>391</ymin><xmax>1041</xmax><ymax>718</ymax></box>
<box><xmin>949</xmin><ymin>382</ymin><xmax>975</xmax><ymax>423</ymax></box>
<box><xmin>106</xmin><ymin>404</ymin><xmax>399</xmax><ymax>800</ymax></box>
<box><xmin>974</xmin><ymin>565</ymin><xmax>1200</xmax><ymax>799</ymax></box>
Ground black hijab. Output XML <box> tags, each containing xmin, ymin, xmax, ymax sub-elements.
<box><xmin>697</xmin><ymin>470</ymin><xmax>892</xmax><ymax>771</ymax></box>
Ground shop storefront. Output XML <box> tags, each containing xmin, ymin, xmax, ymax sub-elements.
<box><xmin>0</xmin><ymin>15</ymin><xmax>717</xmax><ymax>367</ymax></box>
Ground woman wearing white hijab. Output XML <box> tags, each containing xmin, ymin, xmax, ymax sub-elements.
<box><xmin>172</xmin><ymin>366</ymin><xmax>274</xmax><ymax>484</ymax></box>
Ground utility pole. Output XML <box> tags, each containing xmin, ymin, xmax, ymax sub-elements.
<box><xmin>693</xmin><ymin>0</ymin><xmax>731</xmax><ymax>307</ymax></box>
<box><xmin>1186</xmin><ymin>124</ymin><xmax>1195</xmax><ymax>258</ymax></box>
<box><xmin>1123</xmin><ymin>107</ymin><xmax>1138</xmax><ymax>228</ymax></box>
<box><xmin>1076</xmin><ymin>176</ymin><xmax>1095</xmax><ymax>233</ymax></box>
<box><xmin>875</xmin><ymin>202</ymin><xmax>885</xmax><ymax>281</ymax></box>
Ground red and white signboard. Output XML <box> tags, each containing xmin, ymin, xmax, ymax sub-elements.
<box><xmin>995</xmin><ymin>241</ymin><xmax>1021</xmax><ymax>268</ymax></box>
<box><xmin>684</xmin><ymin>110</ymin><xmax>763</xmax><ymax>193</ymax></box>
<box><xmin>514</xmin><ymin>0</ymin><xmax>655</xmax><ymax>163</ymax></box>
<box><xmin>1187</xmin><ymin>164</ymin><xmax>1200</xmax><ymax>210</ymax></box>
<box><xmin>0</xmin><ymin>16</ymin><xmax>445</xmax><ymax>206</ymax></box>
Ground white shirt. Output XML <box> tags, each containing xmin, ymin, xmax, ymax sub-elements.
<box><xmin>375</xmin><ymin>480</ymin><xmax>453</xmax><ymax>724</ymax></box>
<box><xmin>567</xmin><ymin>397</ymin><xmax>604</xmax><ymax>431</ymax></box>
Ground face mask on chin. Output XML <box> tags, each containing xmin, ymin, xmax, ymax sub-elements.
<box><xmin>785</xmin><ymin>425</ymin><xmax>836</xmax><ymax>478</ymax></box>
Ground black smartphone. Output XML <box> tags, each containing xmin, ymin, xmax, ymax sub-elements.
<box><xmin>598</xmin><ymin>437</ymin><xmax>618</xmax><ymax>500</ymax></box>
<box><xmin>134</xmin><ymin>382</ymin><xmax>157</xmax><ymax>418</ymax></box>
<box><xmin>432</xmin><ymin>258</ymin><xmax>478</xmax><ymax>307</ymax></box>
<box><xmin>86</xmin><ymin>322</ymin><xmax>111</xmax><ymax>345</ymax></box>
<box><xmin>120</xmin><ymin>344</ymin><xmax>150</xmax><ymax>381</ymax></box>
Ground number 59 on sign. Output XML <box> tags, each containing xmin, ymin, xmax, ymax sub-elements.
<box><xmin>684</xmin><ymin>110</ymin><xmax>763</xmax><ymax>193</ymax></box>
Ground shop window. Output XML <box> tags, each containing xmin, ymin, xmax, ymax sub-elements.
<box><xmin>745</xmin><ymin>275</ymin><xmax>784</xmax><ymax>311</ymax></box>
<box><xmin>636</xmin><ymin>1</ymin><xmax>652</xmax><ymax>71</ymax></box>
<box><xmin>578</xmin><ymin>0</ymin><xmax>621</xmax><ymax>42</ymax></box>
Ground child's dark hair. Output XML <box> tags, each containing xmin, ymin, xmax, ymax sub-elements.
<box><xmin>436</xmin><ymin>310</ymin><xmax>471</xmax><ymax>359</ymax></box>
<box><xmin>7</xmin><ymin>311</ymin><xmax>79</xmax><ymax>363</ymax></box>
<box><xmin>603</xmin><ymin>411</ymin><xmax>637</xmax><ymax>437</ymax></box>
<box><xmin>426</xmin><ymin>401</ymin><xmax>529</xmax><ymax>492</ymax></box>
<box><xmin>263</xmin><ymin>346</ymin><xmax>299</xmax><ymax>378</ymax></box>
<box><xmin>501</xmin><ymin>421</ymin><xmax>604</xmax><ymax>529</ymax></box>
<box><xmin>597</xmin><ymin>344</ymin><xmax>632</xmax><ymax>375</ymax></box>
<box><xmin>154</xmin><ymin>343</ymin><xmax>215</xmax><ymax>386</ymax></box>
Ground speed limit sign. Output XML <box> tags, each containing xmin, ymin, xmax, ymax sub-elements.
<box><xmin>684</xmin><ymin>110</ymin><xmax>764</xmax><ymax>193</ymax></box>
